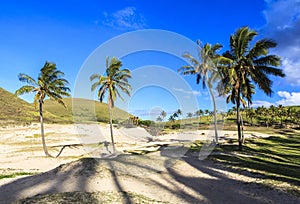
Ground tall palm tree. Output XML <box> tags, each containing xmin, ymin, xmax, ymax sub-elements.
<box><xmin>90</xmin><ymin>57</ymin><xmax>131</xmax><ymax>153</ymax></box>
<box><xmin>180</xmin><ymin>41</ymin><xmax>223</xmax><ymax>144</ymax></box>
<box><xmin>160</xmin><ymin>110</ymin><xmax>167</xmax><ymax>121</ymax></box>
<box><xmin>15</xmin><ymin>61</ymin><xmax>71</xmax><ymax>157</ymax></box>
<box><xmin>220</xmin><ymin>26</ymin><xmax>285</xmax><ymax>150</ymax></box>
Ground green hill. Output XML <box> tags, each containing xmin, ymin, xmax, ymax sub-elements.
<box><xmin>43</xmin><ymin>98</ymin><xmax>130</xmax><ymax>123</ymax></box>
<box><xmin>0</xmin><ymin>87</ymin><xmax>64</xmax><ymax>125</ymax></box>
<box><xmin>0</xmin><ymin>87</ymin><xmax>131</xmax><ymax>125</ymax></box>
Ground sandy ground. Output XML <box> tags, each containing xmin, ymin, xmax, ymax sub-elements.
<box><xmin>0</xmin><ymin>123</ymin><xmax>299</xmax><ymax>203</ymax></box>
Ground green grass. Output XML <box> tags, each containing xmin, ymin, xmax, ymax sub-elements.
<box><xmin>0</xmin><ymin>87</ymin><xmax>131</xmax><ymax>125</ymax></box>
<box><xmin>0</xmin><ymin>172</ymin><xmax>36</xmax><ymax>180</ymax></box>
<box><xmin>43</xmin><ymin>98</ymin><xmax>130</xmax><ymax>123</ymax></box>
<box><xmin>190</xmin><ymin>130</ymin><xmax>300</xmax><ymax>195</ymax></box>
<box><xmin>0</xmin><ymin>87</ymin><xmax>70</xmax><ymax>125</ymax></box>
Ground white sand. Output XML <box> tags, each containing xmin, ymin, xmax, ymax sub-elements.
<box><xmin>0</xmin><ymin>123</ymin><xmax>298</xmax><ymax>203</ymax></box>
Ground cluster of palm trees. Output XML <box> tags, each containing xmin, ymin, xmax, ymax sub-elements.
<box><xmin>179</xmin><ymin>26</ymin><xmax>285</xmax><ymax>150</ymax></box>
<box><xmin>15</xmin><ymin>26</ymin><xmax>286</xmax><ymax>155</ymax></box>
<box><xmin>242</xmin><ymin>105</ymin><xmax>300</xmax><ymax>128</ymax></box>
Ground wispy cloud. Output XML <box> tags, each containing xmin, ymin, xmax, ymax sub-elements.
<box><xmin>252</xmin><ymin>100</ymin><xmax>275</xmax><ymax>108</ymax></box>
<box><xmin>173</xmin><ymin>88</ymin><xmax>201</xmax><ymax>96</ymax></box>
<box><xmin>102</xmin><ymin>7</ymin><xmax>146</xmax><ymax>30</ymax></box>
<box><xmin>262</xmin><ymin>0</ymin><xmax>300</xmax><ymax>86</ymax></box>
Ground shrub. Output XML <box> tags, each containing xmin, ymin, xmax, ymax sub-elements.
<box><xmin>171</xmin><ymin>123</ymin><xmax>180</xmax><ymax>129</ymax></box>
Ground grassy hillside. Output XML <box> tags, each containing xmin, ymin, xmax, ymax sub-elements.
<box><xmin>43</xmin><ymin>98</ymin><xmax>130</xmax><ymax>123</ymax></box>
<box><xmin>0</xmin><ymin>87</ymin><xmax>64</xmax><ymax>125</ymax></box>
<box><xmin>0</xmin><ymin>87</ymin><xmax>130</xmax><ymax>125</ymax></box>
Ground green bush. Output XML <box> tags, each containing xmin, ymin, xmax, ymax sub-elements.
<box><xmin>139</xmin><ymin>120</ymin><xmax>155</xmax><ymax>127</ymax></box>
<box><xmin>171</xmin><ymin>123</ymin><xmax>180</xmax><ymax>129</ymax></box>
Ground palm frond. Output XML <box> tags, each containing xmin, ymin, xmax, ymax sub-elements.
<box><xmin>15</xmin><ymin>85</ymin><xmax>37</xmax><ymax>96</ymax></box>
<box><xmin>254</xmin><ymin>55</ymin><xmax>281</xmax><ymax>67</ymax></box>
<box><xmin>90</xmin><ymin>74</ymin><xmax>101</xmax><ymax>82</ymax></box>
<box><xmin>18</xmin><ymin>74</ymin><xmax>38</xmax><ymax>86</ymax></box>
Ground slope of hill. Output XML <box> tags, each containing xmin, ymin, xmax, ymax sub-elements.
<box><xmin>43</xmin><ymin>98</ymin><xmax>130</xmax><ymax>123</ymax></box>
<box><xmin>1</xmin><ymin>87</ymin><xmax>133</xmax><ymax>125</ymax></box>
<box><xmin>0</xmin><ymin>87</ymin><xmax>64</xmax><ymax>125</ymax></box>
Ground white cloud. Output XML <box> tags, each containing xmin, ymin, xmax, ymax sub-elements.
<box><xmin>173</xmin><ymin>88</ymin><xmax>201</xmax><ymax>96</ymax></box>
<box><xmin>102</xmin><ymin>7</ymin><xmax>146</xmax><ymax>30</ymax></box>
<box><xmin>262</xmin><ymin>0</ymin><xmax>300</xmax><ymax>87</ymax></box>
<box><xmin>251</xmin><ymin>100</ymin><xmax>275</xmax><ymax>108</ymax></box>
<box><xmin>281</xmin><ymin>59</ymin><xmax>300</xmax><ymax>86</ymax></box>
<box><xmin>252</xmin><ymin>91</ymin><xmax>300</xmax><ymax>107</ymax></box>
<box><xmin>276</xmin><ymin>91</ymin><xmax>300</xmax><ymax>106</ymax></box>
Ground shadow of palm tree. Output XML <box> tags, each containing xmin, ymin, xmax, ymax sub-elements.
<box><xmin>1</xmin><ymin>151</ymin><xmax>299</xmax><ymax>204</ymax></box>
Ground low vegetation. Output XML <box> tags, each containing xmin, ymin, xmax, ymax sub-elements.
<box><xmin>14</xmin><ymin>191</ymin><xmax>169</xmax><ymax>204</ymax></box>
<box><xmin>190</xmin><ymin>129</ymin><xmax>300</xmax><ymax>195</ymax></box>
<box><xmin>0</xmin><ymin>172</ymin><xmax>36</xmax><ymax>180</ymax></box>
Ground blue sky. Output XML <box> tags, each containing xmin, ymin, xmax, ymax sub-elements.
<box><xmin>0</xmin><ymin>0</ymin><xmax>299</xmax><ymax>120</ymax></box>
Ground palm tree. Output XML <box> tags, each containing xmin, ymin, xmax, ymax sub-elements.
<box><xmin>246</xmin><ymin>107</ymin><xmax>256</xmax><ymax>126</ymax></box>
<box><xmin>15</xmin><ymin>61</ymin><xmax>71</xmax><ymax>157</ymax></box>
<box><xmin>156</xmin><ymin>116</ymin><xmax>163</xmax><ymax>122</ymax></box>
<box><xmin>160</xmin><ymin>110</ymin><xmax>167</xmax><ymax>121</ymax></box>
<box><xmin>220</xmin><ymin>26</ymin><xmax>285</xmax><ymax>150</ymax></box>
<box><xmin>180</xmin><ymin>41</ymin><xmax>223</xmax><ymax>144</ymax></box>
<box><xmin>194</xmin><ymin>109</ymin><xmax>204</xmax><ymax>122</ymax></box>
<box><xmin>187</xmin><ymin>112</ymin><xmax>193</xmax><ymax>124</ymax></box>
<box><xmin>168</xmin><ymin>115</ymin><xmax>175</xmax><ymax>123</ymax></box>
<box><xmin>90</xmin><ymin>57</ymin><xmax>131</xmax><ymax>153</ymax></box>
<box><xmin>172</xmin><ymin>112</ymin><xmax>179</xmax><ymax>122</ymax></box>
<box><xmin>277</xmin><ymin>104</ymin><xmax>286</xmax><ymax>128</ymax></box>
<box><xmin>176</xmin><ymin>109</ymin><xmax>182</xmax><ymax>119</ymax></box>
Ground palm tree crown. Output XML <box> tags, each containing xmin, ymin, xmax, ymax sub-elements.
<box><xmin>90</xmin><ymin>57</ymin><xmax>131</xmax><ymax>107</ymax></box>
<box><xmin>16</xmin><ymin>61</ymin><xmax>71</xmax><ymax>107</ymax></box>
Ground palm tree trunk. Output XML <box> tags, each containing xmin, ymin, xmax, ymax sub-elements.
<box><xmin>240</xmin><ymin>113</ymin><xmax>245</xmax><ymax>143</ymax></box>
<box><xmin>237</xmin><ymin>88</ymin><xmax>242</xmax><ymax>151</ymax></box>
<box><xmin>39</xmin><ymin>101</ymin><xmax>50</xmax><ymax>157</ymax></box>
<box><xmin>108</xmin><ymin>104</ymin><xmax>116</xmax><ymax>153</ymax></box>
<box><xmin>208</xmin><ymin>85</ymin><xmax>218</xmax><ymax>144</ymax></box>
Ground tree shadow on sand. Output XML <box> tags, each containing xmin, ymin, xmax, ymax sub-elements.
<box><xmin>0</xmin><ymin>148</ymin><xmax>300</xmax><ymax>203</ymax></box>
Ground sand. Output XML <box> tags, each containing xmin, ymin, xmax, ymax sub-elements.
<box><xmin>0</xmin><ymin>123</ymin><xmax>299</xmax><ymax>203</ymax></box>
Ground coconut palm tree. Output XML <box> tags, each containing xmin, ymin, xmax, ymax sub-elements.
<box><xmin>15</xmin><ymin>61</ymin><xmax>71</xmax><ymax>157</ymax></box>
<box><xmin>194</xmin><ymin>109</ymin><xmax>204</xmax><ymax>122</ymax></box>
<box><xmin>168</xmin><ymin>115</ymin><xmax>175</xmax><ymax>123</ymax></box>
<box><xmin>220</xmin><ymin>26</ymin><xmax>285</xmax><ymax>150</ymax></box>
<box><xmin>90</xmin><ymin>57</ymin><xmax>131</xmax><ymax>153</ymax></box>
<box><xmin>160</xmin><ymin>110</ymin><xmax>167</xmax><ymax>121</ymax></box>
<box><xmin>180</xmin><ymin>41</ymin><xmax>223</xmax><ymax>144</ymax></box>
<box><xmin>156</xmin><ymin>116</ymin><xmax>163</xmax><ymax>122</ymax></box>
<box><xmin>176</xmin><ymin>109</ymin><xmax>182</xmax><ymax>119</ymax></box>
<box><xmin>187</xmin><ymin>112</ymin><xmax>193</xmax><ymax>124</ymax></box>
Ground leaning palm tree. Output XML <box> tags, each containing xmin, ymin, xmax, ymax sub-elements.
<box><xmin>180</xmin><ymin>41</ymin><xmax>223</xmax><ymax>144</ymax></box>
<box><xmin>90</xmin><ymin>57</ymin><xmax>131</xmax><ymax>153</ymax></box>
<box><xmin>15</xmin><ymin>61</ymin><xmax>71</xmax><ymax>157</ymax></box>
<box><xmin>220</xmin><ymin>26</ymin><xmax>285</xmax><ymax>150</ymax></box>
